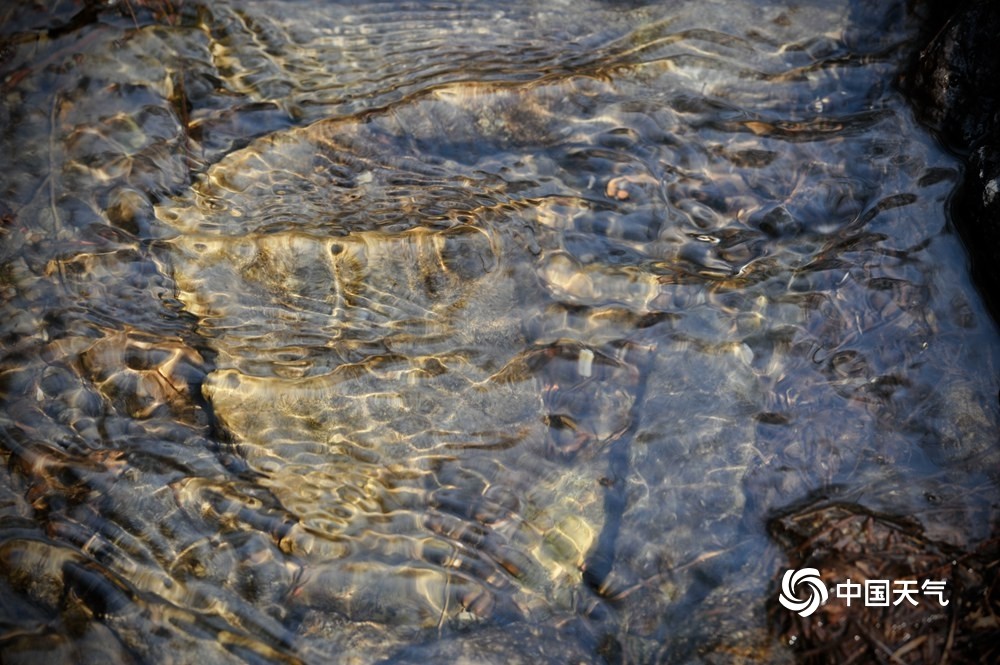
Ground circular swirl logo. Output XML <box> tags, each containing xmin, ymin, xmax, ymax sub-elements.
<box><xmin>779</xmin><ymin>568</ymin><xmax>829</xmax><ymax>617</ymax></box>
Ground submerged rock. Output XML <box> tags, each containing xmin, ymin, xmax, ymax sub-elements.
<box><xmin>156</xmin><ymin>79</ymin><xmax>666</xmax><ymax>645</ymax></box>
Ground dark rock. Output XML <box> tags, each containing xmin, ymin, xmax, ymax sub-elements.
<box><xmin>904</xmin><ymin>0</ymin><xmax>1000</xmax><ymax>319</ymax></box>
<box><xmin>907</xmin><ymin>0</ymin><xmax>1000</xmax><ymax>152</ymax></box>
<box><xmin>954</xmin><ymin>144</ymin><xmax>1000</xmax><ymax>316</ymax></box>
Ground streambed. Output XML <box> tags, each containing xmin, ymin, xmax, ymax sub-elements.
<box><xmin>1</xmin><ymin>1</ymin><xmax>997</xmax><ymax>662</ymax></box>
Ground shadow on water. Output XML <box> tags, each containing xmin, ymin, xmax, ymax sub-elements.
<box><xmin>1</xmin><ymin>0</ymin><xmax>997</xmax><ymax>663</ymax></box>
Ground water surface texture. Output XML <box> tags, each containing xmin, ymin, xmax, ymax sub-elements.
<box><xmin>1</xmin><ymin>1</ymin><xmax>998</xmax><ymax>663</ymax></box>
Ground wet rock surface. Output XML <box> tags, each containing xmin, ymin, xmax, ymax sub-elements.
<box><xmin>906</xmin><ymin>0</ymin><xmax>1000</xmax><ymax>318</ymax></box>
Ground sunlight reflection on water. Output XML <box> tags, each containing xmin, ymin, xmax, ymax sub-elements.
<box><xmin>0</xmin><ymin>1</ymin><xmax>997</xmax><ymax>662</ymax></box>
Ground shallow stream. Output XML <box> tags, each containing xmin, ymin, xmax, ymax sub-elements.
<box><xmin>1</xmin><ymin>1</ymin><xmax>998</xmax><ymax>662</ymax></box>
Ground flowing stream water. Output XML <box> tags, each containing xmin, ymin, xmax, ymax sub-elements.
<box><xmin>1</xmin><ymin>1</ymin><xmax>998</xmax><ymax>663</ymax></box>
